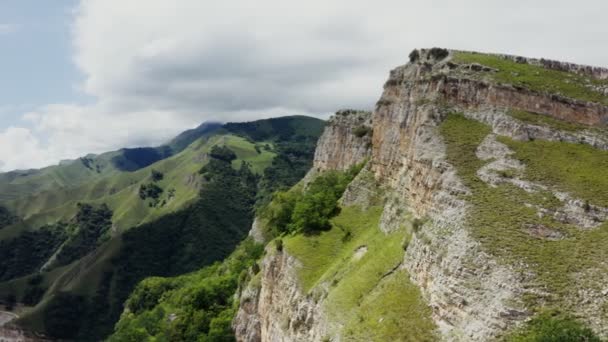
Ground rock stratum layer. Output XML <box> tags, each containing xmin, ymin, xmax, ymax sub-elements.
<box><xmin>235</xmin><ymin>49</ymin><xmax>608</xmax><ymax>341</ymax></box>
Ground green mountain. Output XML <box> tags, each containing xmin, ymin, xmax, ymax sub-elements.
<box><xmin>109</xmin><ymin>50</ymin><xmax>608</xmax><ymax>342</ymax></box>
<box><xmin>0</xmin><ymin>115</ymin><xmax>324</xmax><ymax>341</ymax></box>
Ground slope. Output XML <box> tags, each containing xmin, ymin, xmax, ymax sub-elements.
<box><xmin>0</xmin><ymin>115</ymin><xmax>325</xmax><ymax>341</ymax></box>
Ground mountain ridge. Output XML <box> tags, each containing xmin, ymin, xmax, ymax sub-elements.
<box><xmin>232</xmin><ymin>48</ymin><xmax>608</xmax><ymax>341</ymax></box>
<box><xmin>0</xmin><ymin>115</ymin><xmax>325</xmax><ymax>341</ymax></box>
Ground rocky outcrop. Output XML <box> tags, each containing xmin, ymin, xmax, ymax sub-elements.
<box><xmin>234</xmin><ymin>249</ymin><xmax>330</xmax><ymax>342</ymax></box>
<box><xmin>235</xmin><ymin>48</ymin><xmax>608</xmax><ymax>341</ymax></box>
<box><xmin>311</xmin><ymin>109</ymin><xmax>372</xmax><ymax>172</ymax></box>
<box><xmin>234</xmin><ymin>110</ymin><xmax>372</xmax><ymax>342</ymax></box>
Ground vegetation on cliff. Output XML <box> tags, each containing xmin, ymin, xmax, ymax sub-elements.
<box><xmin>110</xmin><ymin>238</ymin><xmax>263</xmax><ymax>341</ymax></box>
<box><xmin>440</xmin><ymin>113</ymin><xmax>604</xmax><ymax>339</ymax></box>
<box><xmin>283</xmin><ymin>204</ymin><xmax>436</xmax><ymax>341</ymax></box>
<box><xmin>262</xmin><ymin>164</ymin><xmax>362</xmax><ymax>236</ymax></box>
<box><xmin>453</xmin><ymin>52</ymin><xmax>608</xmax><ymax>105</ymax></box>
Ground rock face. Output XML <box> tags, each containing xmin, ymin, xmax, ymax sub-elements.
<box><xmin>234</xmin><ymin>110</ymin><xmax>369</xmax><ymax>342</ymax></box>
<box><xmin>311</xmin><ymin>109</ymin><xmax>372</xmax><ymax>172</ymax></box>
<box><xmin>234</xmin><ymin>249</ymin><xmax>330</xmax><ymax>342</ymax></box>
<box><xmin>235</xmin><ymin>49</ymin><xmax>608</xmax><ymax>341</ymax></box>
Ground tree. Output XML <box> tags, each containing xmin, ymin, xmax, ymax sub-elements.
<box><xmin>209</xmin><ymin>145</ymin><xmax>237</xmax><ymax>162</ymax></box>
<box><xmin>151</xmin><ymin>170</ymin><xmax>164</xmax><ymax>182</ymax></box>
<box><xmin>3</xmin><ymin>293</ymin><xmax>16</xmax><ymax>311</ymax></box>
<box><xmin>43</xmin><ymin>293</ymin><xmax>87</xmax><ymax>339</ymax></box>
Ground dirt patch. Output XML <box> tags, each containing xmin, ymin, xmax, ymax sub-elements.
<box><xmin>352</xmin><ymin>245</ymin><xmax>368</xmax><ymax>261</ymax></box>
<box><xmin>525</xmin><ymin>224</ymin><xmax>564</xmax><ymax>241</ymax></box>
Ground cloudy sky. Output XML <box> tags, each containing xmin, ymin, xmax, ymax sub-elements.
<box><xmin>0</xmin><ymin>0</ymin><xmax>607</xmax><ymax>171</ymax></box>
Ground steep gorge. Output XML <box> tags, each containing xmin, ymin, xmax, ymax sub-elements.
<box><xmin>234</xmin><ymin>49</ymin><xmax>608</xmax><ymax>341</ymax></box>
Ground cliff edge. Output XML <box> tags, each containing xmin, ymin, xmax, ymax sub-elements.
<box><xmin>235</xmin><ymin>48</ymin><xmax>608</xmax><ymax>341</ymax></box>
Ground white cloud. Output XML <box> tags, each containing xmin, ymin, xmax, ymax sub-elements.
<box><xmin>0</xmin><ymin>103</ymin><xmax>196</xmax><ymax>171</ymax></box>
<box><xmin>1</xmin><ymin>0</ymin><xmax>608</xmax><ymax>171</ymax></box>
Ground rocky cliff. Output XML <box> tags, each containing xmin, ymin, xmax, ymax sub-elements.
<box><xmin>235</xmin><ymin>48</ymin><xmax>608</xmax><ymax>341</ymax></box>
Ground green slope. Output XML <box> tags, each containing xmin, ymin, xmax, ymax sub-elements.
<box><xmin>440</xmin><ymin>113</ymin><xmax>605</xmax><ymax>339</ymax></box>
<box><xmin>0</xmin><ymin>122</ymin><xmax>222</xmax><ymax>203</ymax></box>
<box><xmin>0</xmin><ymin>134</ymin><xmax>276</xmax><ymax>239</ymax></box>
<box><xmin>0</xmin><ymin>115</ymin><xmax>325</xmax><ymax>341</ymax></box>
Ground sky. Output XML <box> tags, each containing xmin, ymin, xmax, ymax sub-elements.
<box><xmin>0</xmin><ymin>0</ymin><xmax>607</xmax><ymax>172</ymax></box>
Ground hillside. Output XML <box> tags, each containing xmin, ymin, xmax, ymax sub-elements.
<box><xmin>3</xmin><ymin>47</ymin><xmax>608</xmax><ymax>342</ymax></box>
<box><xmin>229</xmin><ymin>49</ymin><xmax>608</xmax><ymax>341</ymax></box>
<box><xmin>0</xmin><ymin>115</ymin><xmax>325</xmax><ymax>341</ymax></box>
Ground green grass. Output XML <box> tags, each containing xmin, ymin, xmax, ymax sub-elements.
<box><xmin>285</xmin><ymin>206</ymin><xmax>437</xmax><ymax>341</ymax></box>
<box><xmin>500</xmin><ymin>137</ymin><xmax>608</xmax><ymax>207</ymax></box>
<box><xmin>507</xmin><ymin>310</ymin><xmax>601</xmax><ymax>342</ymax></box>
<box><xmin>284</xmin><ymin>206</ymin><xmax>384</xmax><ymax>292</ymax></box>
<box><xmin>0</xmin><ymin>134</ymin><xmax>276</xmax><ymax>335</ymax></box>
<box><xmin>440</xmin><ymin>114</ymin><xmax>608</xmax><ymax>307</ymax></box>
<box><xmin>508</xmin><ymin>109</ymin><xmax>593</xmax><ymax>132</ymax></box>
<box><xmin>1</xmin><ymin>134</ymin><xmax>276</xmax><ymax>234</ymax></box>
<box><xmin>453</xmin><ymin>52</ymin><xmax>608</xmax><ymax>105</ymax></box>
<box><xmin>342</xmin><ymin>272</ymin><xmax>437</xmax><ymax>341</ymax></box>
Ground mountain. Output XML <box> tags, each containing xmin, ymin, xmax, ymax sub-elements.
<box><xmin>227</xmin><ymin>49</ymin><xmax>608</xmax><ymax>341</ymax></box>
<box><xmin>3</xmin><ymin>47</ymin><xmax>608</xmax><ymax>342</ymax></box>
<box><xmin>0</xmin><ymin>121</ymin><xmax>222</xmax><ymax>204</ymax></box>
<box><xmin>0</xmin><ymin>115</ymin><xmax>325</xmax><ymax>341</ymax></box>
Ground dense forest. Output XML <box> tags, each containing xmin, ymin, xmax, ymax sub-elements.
<box><xmin>110</xmin><ymin>238</ymin><xmax>264</xmax><ymax>341</ymax></box>
<box><xmin>0</xmin><ymin>206</ymin><xmax>16</xmax><ymax>229</ymax></box>
<box><xmin>38</xmin><ymin>145</ymin><xmax>259</xmax><ymax>340</ymax></box>
<box><xmin>0</xmin><ymin>225</ymin><xmax>65</xmax><ymax>281</ymax></box>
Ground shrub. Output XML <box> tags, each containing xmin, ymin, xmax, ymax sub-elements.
<box><xmin>412</xmin><ymin>218</ymin><xmax>424</xmax><ymax>232</ymax></box>
<box><xmin>262</xmin><ymin>190</ymin><xmax>300</xmax><ymax>234</ymax></box>
<box><xmin>22</xmin><ymin>286</ymin><xmax>45</xmax><ymax>306</ymax></box>
<box><xmin>409</xmin><ymin>49</ymin><xmax>420</xmax><ymax>62</ymax></box>
<box><xmin>0</xmin><ymin>206</ymin><xmax>17</xmax><ymax>230</ymax></box>
<box><xmin>27</xmin><ymin>273</ymin><xmax>44</xmax><ymax>286</ymax></box>
<box><xmin>353</xmin><ymin>125</ymin><xmax>372</xmax><ymax>138</ymax></box>
<box><xmin>126</xmin><ymin>278</ymin><xmax>176</xmax><ymax>314</ymax></box>
<box><xmin>151</xmin><ymin>170</ymin><xmax>164</xmax><ymax>182</ymax></box>
<box><xmin>139</xmin><ymin>183</ymin><xmax>164</xmax><ymax>200</ymax></box>
<box><xmin>429</xmin><ymin>47</ymin><xmax>449</xmax><ymax>61</ymax></box>
<box><xmin>275</xmin><ymin>238</ymin><xmax>283</xmax><ymax>252</ymax></box>
<box><xmin>209</xmin><ymin>145</ymin><xmax>237</xmax><ymax>162</ymax></box>
<box><xmin>261</xmin><ymin>163</ymin><xmax>364</xmax><ymax>236</ymax></box>
<box><xmin>509</xmin><ymin>311</ymin><xmax>600</xmax><ymax>342</ymax></box>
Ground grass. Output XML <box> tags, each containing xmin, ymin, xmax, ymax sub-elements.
<box><xmin>507</xmin><ymin>310</ymin><xmax>601</xmax><ymax>342</ymax></box>
<box><xmin>0</xmin><ymin>134</ymin><xmax>277</xmax><ymax>335</ymax></box>
<box><xmin>440</xmin><ymin>113</ymin><xmax>608</xmax><ymax>307</ymax></box>
<box><xmin>285</xmin><ymin>206</ymin><xmax>437</xmax><ymax>341</ymax></box>
<box><xmin>500</xmin><ymin>136</ymin><xmax>608</xmax><ymax>207</ymax></box>
<box><xmin>1</xmin><ymin>134</ymin><xmax>276</xmax><ymax>234</ymax></box>
<box><xmin>342</xmin><ymin>272</ymin><xmax>437</xmax><ymax>342</ymax></box>
<box><xmin>508</xmin><ymin>109</ymin><xmax>592</xmax><ymax>132</ymax></box>
<box><xmin>284</xmin><ymin>206</ymin><xmax>384</xmax><ymax>292</ymax></box>
<box><xmin>453</xmin><ymin>52</ymin><xmax>608</xmax><ymax>105</ymax></box>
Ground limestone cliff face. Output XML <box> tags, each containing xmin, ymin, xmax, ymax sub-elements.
<box><xmin>234</xmin><ymin>110</ymin><xmax>370</xmax><ymax>342</ymax></box>
<box><xmin>235</xmin><ymin>49</ymin><xmax>608</xmax><ymax>341</ymax></box>
<box><xmin>372</xmin><ymin>49</ymin><xmax>608</xmax><ymax>339</ymax></box>
<box><xmin>371</xmin><ymin>51</ymin><xmax>527</xmax><ymax>340</ymax></box>
<box><xmin>234</xmin><ymin>248</ymin><xmax>331</xmax><ymax>342</ymax></box>
<box><xmin>311</xmin><ymin>109</ymin><xmax>372</xmax><ymax>172</ymax></box>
